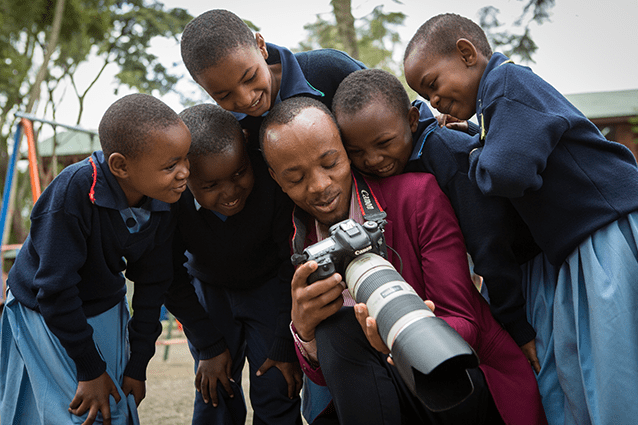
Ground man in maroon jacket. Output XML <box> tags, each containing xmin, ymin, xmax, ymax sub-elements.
<box><xmin>259</xmin><ymin>96</ymin><xmax>546</xmax><ymax>425</ymax></box>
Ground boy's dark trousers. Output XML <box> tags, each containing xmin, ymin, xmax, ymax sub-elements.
<box><xmin>314</xmin><ymin>307</ymin><xmax>504</xmax><ymax>425</ymax></box>
<box><xmin>188</xmin><ymin>276</ymin><xmax>301</xmax><ymax>425</ymax></box>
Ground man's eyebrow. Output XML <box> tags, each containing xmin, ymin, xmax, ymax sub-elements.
<box><xmin>280</xmin><ymin>149</ymin><xmax>339</xmax><ymax>175</ymax></box>
<box><xmin>281</xmin><ymin>165</ymin><xmax>302</xmax><ymax>176</ymax></box>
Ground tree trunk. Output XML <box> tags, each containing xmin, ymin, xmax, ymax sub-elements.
<box><xmin>331</xmin><ymin>0</ymin><xmax>359</xmax><ymax>59</ymax></box>
<box><xmin>24</xmin><ymin>0</ymin><xmax>66</xmax><ymax>114</ymax></box>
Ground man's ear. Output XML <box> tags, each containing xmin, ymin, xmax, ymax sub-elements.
<box><xmin>407</xmin><ymin>105</ymin><xmax>420</xmax><ymax>133</ymax></box>
<box><xmin>108</xmin><ymin>152</ymin><xmax>128</xmax><ymax>179</ymax></box>
<box><xmin>268</xmin><ymin>166</ymin><xmax>283</xmax><ymax>190</ymax></box>
<box><xmin>255</xmin><ymin>33</ymin><xmax>268</xmax><ymax>60</ymax></box>
<box><xmin>456</xmin><ymin>38</ymin><xmax>478</xmax><ymax>67</ymax></box>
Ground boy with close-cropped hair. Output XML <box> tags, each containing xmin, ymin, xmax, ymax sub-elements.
<box><xmin>332</xmin><ymin>68</ymin><xmax>545</xmax><ymax>424</ymax></box>
<box><xmin>164</xmin><ymin>103</ymin><xmax>302</xmax><ymax>425</ymax></box>
<box><xmin>180</xmin><ymin>8</ymin><xmax>366</xmax><ymax>147</ymax></box>
<box><xmin>0</xmin><ymin>93</ymin><xmax>191</xmax><ymax>424</ymax></box>
<box><xmin>333</xmin><ymin>68</ymin><xmax>539</xmax><ymax>351</ymax></box>
<box><xmin>403</xmin><ymin>13</ymin><xmax>638</xmax><ymax>425</ymax></box>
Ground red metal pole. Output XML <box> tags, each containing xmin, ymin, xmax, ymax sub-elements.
<box><xmin>21</xmin><ymin>118</ymin><xmax>41</xmax><ymax>203</ymax></box>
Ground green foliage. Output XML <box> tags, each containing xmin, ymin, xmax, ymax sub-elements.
<box><xmin>297</xmin><ymin>3</ymin><xmax>405</xmax><ymax>72</ymax></box>
<box><xmin>107</xmin><ymin>1</ymin><xmax>192</xmax><ymax>95</ymax></box>
<box><xmin>0</xmin><ymin>0</ymin><xmax>193</xmax><ymax>245</ymax></box>
<box><xmin>479</xmin><ymin>0</ymin><xmax>555</xmax><ymax>63</ymax></box>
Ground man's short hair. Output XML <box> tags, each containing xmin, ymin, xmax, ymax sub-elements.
<box><xmin>178</xmin><ymin>103</ymin><xmax>244</xmax><ymax>159</ymax></box>
<box><xmin>180</xmin><ymin>9</ymin><xmax>257</xmax><ymax>79</ymax></box>
<box><xmin>259</xmin><ymin>97</ymin><xmax>338</xmax><ymax>157</ymax></box>
<box><xmin>332</xmin><ymin>69</ymin><xmax>411</xmax><ymax>119</ymax></box>
<box><xmin>98</xmin><ymin>93</ymin><xmax>181</xmax><ymax>159</ymax></box>
<box><xmin>404</xmin><ymin>13</ymin><xmax>493</xmax><ymax>62</ymax></box>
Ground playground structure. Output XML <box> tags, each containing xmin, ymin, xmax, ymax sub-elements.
<box><xmin>3</xmin><ymin>114</ymin><xmax>82</xmax><ymax>299</ymax></box>
<box><xmin>1</xmin><ymin>114</ymin><xmax>99</xmax><ymax>299</ymax></box>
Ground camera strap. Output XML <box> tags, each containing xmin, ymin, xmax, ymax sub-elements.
<box><xmin>291</xmin><ymin>170</ymin><xmax>386</xmax><ymax>261</ymax></box>
<box><xmin>352</xmin><ymin>170</ymin><xmax>386</xmax><ymax>223</ymax></box>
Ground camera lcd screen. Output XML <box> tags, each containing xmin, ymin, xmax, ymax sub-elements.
<box><xmin>306</xmin><ymin>238</ymin><xmax>336</xmax><ymax>257</ymax></box>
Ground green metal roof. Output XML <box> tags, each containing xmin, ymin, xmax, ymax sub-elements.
<box><xmin>565</xmin><ymin>89</ymin><xmax>638</xmax><ymax>120</ymax></box>
<box><xmin>38</xmin><ymin>131</ymin><xmax>101</xmax><ymax>157</ymax></box>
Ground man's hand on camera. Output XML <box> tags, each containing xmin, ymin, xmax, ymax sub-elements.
<box><xmin>291</xmin><ymin>261</ymin><xmax>345</xmax><ymax>342</ymax></box>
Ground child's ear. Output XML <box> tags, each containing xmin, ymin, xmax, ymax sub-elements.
<box><xmin>407</xmin><ymin>106</ymin><xmax>420</xmax><ymax>133</ymax></box>
<box><xmin>456</xmin><ymin>38</ymin><xmax>478</xmax><ymax>67</ymax></box>
<box><xmin>255</xmin><ymin>33</ymin><xmax>268</xmax><ymax>60</ymax></box>
<box><xmin>108</xmin><ymin>152</ymin><xmax>129</xmax><ymax>179</ymax></box>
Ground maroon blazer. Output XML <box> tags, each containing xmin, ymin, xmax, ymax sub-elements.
<box><xmin>296</xmin><ymin>172</ymin><xmax>546</xmax><ymax>425</ymax></box>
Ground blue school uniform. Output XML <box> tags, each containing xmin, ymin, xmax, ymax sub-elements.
<box><xmin>233</xmin><ymin>43</ymin><xmax>366</xmax><ymax>146</ymax></box>
<box><xmin>468</xmin><ymin>53</ymin><xmax>638</xmax><ymax>425</ymax></box>
<box><xmin>405</xmin><ymin>100</ymin><xmax>539</xmax><ymax>347</ymax></box>
<box><xmin>165</xmin><ymin>154</ymin><xmax>300</xmax><ymax>425</ymax></box>
<box><xmin>0</xmin><ymin>151</ymin><xmax>175</xmax><ymax>424</ymax></box>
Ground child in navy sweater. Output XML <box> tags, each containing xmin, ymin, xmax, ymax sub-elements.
<box><xmin>332</xmin><ymin>68</ymin><xmax>541</xmax><ymax>362</ymax></box>
<box><xmin>404</xmin><ymin>13</ymin><xmax>638</xmax><ymax>425</ymax></box>
<box><xmin>179</xmin><ymin>9</ymin><xmax>366</xmax><ymax>147</ymax></box>
<box><xmin>0</xmin><ymin>93</ymin><xmax>191</xmax><ymax>424</ymax></box>
<box><xmin>164</xmin><ymin>104</ymin><xmax>301</xmax><ymax>425</ymax></box>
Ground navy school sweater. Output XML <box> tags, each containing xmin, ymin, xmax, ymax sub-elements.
<box><xmin>406</xmin><ymin>100</ymin><xmax>540</xmax><ymax>345</ymax></box>
<box><xmin>469</xmin><ymin>53</ymin><xmax>638</xmax><ymax>265</ymax></box>
<box><xmin>7</xmin><ymin>151</ymin><xmax>175</xmax><ymax>381</ymax></box>
<box><xmin>165</xmin><ymin>153</ymin><xmax>297</xmax><ymax>362</ymax></box>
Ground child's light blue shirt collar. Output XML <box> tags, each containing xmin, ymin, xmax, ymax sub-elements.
<box><xmin>193</xmin><ymin>197</ymin><xmax>227</xmax><ymax>222</ymax></box>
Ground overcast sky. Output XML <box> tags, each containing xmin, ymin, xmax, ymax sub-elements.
<box><xmin>34</xmin><ymin>0</ymin><xmax>638</xmax><ymax>134</ymax></box>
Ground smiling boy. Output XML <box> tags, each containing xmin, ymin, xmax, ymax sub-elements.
<box><xmin>0</xmin><ymin>94</ymin><xmax>190</xmax><ymax>424</ymax></box>
<box><xmin>403</xmin><ymin>14</ymin><xmax>638</xmax><ymax>425</ymax></box>
<box><xmin>164</xmin><ymin>104</ymin><xmax>302</xmax><ymax>425</ymax></box>
<box><xmin>332</xmin><ymin>69</ymin><xmax>540</xmax><ymax>359</ymax></box>
<box><xmin>180</xmin><ymin>9</ymin><xmax>365</xmax><ymax>146</ymax></box>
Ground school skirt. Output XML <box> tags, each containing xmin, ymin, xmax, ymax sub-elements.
<box><xmin>523</xmin><ymin>211</ymin><xmax>638</xmax><ymax>425</ymax></box>
<box><xmin>0</xmin><ymin>291</ymin><xmax>140</xmax><ymax>424</ymax></box>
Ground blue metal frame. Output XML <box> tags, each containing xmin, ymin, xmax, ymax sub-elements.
<box><xmin>0</xmin><ymin>123</ymin><xmax>24</xmax><ymax>247</ymax></box>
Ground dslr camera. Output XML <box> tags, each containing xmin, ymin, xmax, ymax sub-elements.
<box><xmin>293</xmin><ymin>218</ymin><xmax>480</xmax><ymax>412</ymax></box>
<box><xmin>292</xmin><ymin>219</ymin><xmax>387</xmax><ymax>284</ymax></box>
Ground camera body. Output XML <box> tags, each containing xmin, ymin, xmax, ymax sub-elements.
<box><xmin>293</xmin><ymin>218</ymin><xmax>479</xmax><ymax>412</ymax></box>
<box><xmin>293</xmin><ymin>218</ymin><xmax>387</xmax><ymax>283</ymax></box>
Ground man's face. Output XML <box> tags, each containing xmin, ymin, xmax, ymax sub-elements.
<box><xmin>264</xmin><ymin>107</ymin><xmax>352</xmax><ymax>231</ymax></box>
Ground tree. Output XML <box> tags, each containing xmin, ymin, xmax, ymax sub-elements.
<box><xmin>297</xmin><ymin>0</ymin><xmax>406</xmax><ymax>72</ymax></box>
<box><xmin>479</xmin><ymin>0</ymin><xmax>556</xmax><ymax>63</ymax></box>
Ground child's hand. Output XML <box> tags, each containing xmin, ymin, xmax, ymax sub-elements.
<box><xmin>69</xmin><ymin>372</ymin><xmax>120</xmax><ymax>425</ymax></box>
<box><xmin>256</xmin><ymin>358</ymin><xmax>303</xmax><ymax>399</ymax></box>
<box><xmin>520</xmin><ymin>339</ymin><xmax>541</xmax><ymax>374</ymax></box>
<box><xmin>122</xmin><ymin>376</ymin><xmax>146</xmax><ymax>406</ymax></box>
<box><xmin>195</xmin><ymin>349</ymin><xmax>234</xmax><ymax>407</ymax></box>
<box><xmin>436</xmin><ymin>114</ymin><xmax>469</xmax><ymax>132</ymax></box>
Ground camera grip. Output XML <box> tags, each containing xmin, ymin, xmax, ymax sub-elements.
<box><xmin>307</xmin><ymin>260</ymin><xmax>336</xmax><ymax>284</ymax></box>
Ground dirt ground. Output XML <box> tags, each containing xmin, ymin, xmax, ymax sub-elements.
<box><xmin>140</xmin><ymin>329</ymin><xmax>259</xmax><ymax>425</ymax></box>
<box><xmin>138</xmin><ymin>338</ymin><xmax>198</xmax><ymax>424</ymax></box>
